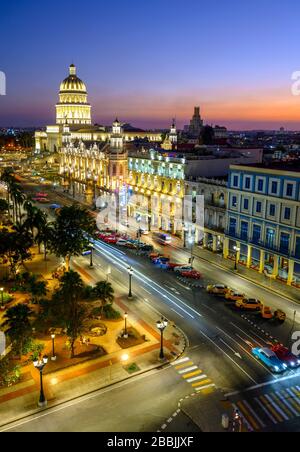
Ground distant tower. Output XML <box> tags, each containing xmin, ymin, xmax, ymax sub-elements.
<box><xmin>169</xmin><ymin>118</ymin><xmax>178</xmax><ymax>145</ymax></box>
<box><xmin>189</xmin><ymin>106</ymin><xmax>203</xmax><ymax>136</ymax></box>
<box><xmin>110</xmin><ymin>118</ymin><xmax>123</xmax><ymax>150</ymax></box>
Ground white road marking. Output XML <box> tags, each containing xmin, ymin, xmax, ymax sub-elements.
<box><xmin>254</xmin><ymin>397</ymin><xmax>278</xmax><ymax>424</ymax></box>
<box><xmin>178</xmin><ymin>366</ymin><xmax>198</xmax><ymax>374</ymax></box>
<box><xmin>242</xmin><ymin>400</ymin><xmax>266</xmax><ymax>429</ymax></box>
<box><xmin>195</xmin><ymin>383</ymin><xmax>215</xmax><ymax>392</ymax></box>
<box><xmin>187</xmin><ymin>375</ymin><xmax>207</xmax><ymax>383</ymax></box>
<box><xmin>226</xmin><ymin>373</ymin><xmax>300</xmax><ymax>397</ymax></box>
<box><xmin>264</xmin><ymin>394</ymin><xmax>289</xmax><ymax>421</ymax></box>
<box><xmin>171</xmin><ymin>357</ymin><xmax>190</xmax><ymax>366</ymax></box>
<box><xmin>275</xmin><ymin>391</ymin><xmax>299</xmax><ymax>417</ymax></box>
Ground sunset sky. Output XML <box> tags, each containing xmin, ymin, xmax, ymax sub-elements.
<box><xmin>1</xmin><ymin>0</ymin><xmax>300</xmax><ymax>130</ymax></box>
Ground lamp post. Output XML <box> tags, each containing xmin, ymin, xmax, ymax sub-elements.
<box><xmin>89</xmin><ymin>243</ymin><xmax>94</xmax><ymax>268</ymax></box>
<box><xmin>51</xmin><ymin>334</ymin><xmax>56</xmax><ymax>361</ymax></box>
<box><xmin>33</xmin><ymin>355</ymin><xmax>48</xmax><ymax>407</ymax></box>
<box><xmin>123</xmin><ymin>312</ymin><xmax>128</xmax><ymax>338</ymax></box>
<box><xmin>188</xmin><ymin>235</ymin><xmax>195</xmax><ymax>266</ymax></box>
<box><xmin>93</xmin><ymin>175</ymin><xmax>98</xmax><ymax>208</ymax></box>
<box><xmin>234</xmin><ymin>245</ymin><xmax>240</xmax><ymax>271</ymax></box>
<box><xmin>0</xmin><ymin>288</ymin><xmax>4</xmax><ymax>309</ymax></box>
<box><xmin>156</xmin><ymin>317</ymin><xmax>168</xmax><ymax>360</ymax></box>
<box><xmin>128</xmin><ymin>266</ymin><xmax>133</xmax><ymax>299</ymax></box>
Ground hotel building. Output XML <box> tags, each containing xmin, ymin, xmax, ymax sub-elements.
<box><xmin>224</xmin><ymin>163</ymin><xmax>300</xmax><ymax>287</ymax></box>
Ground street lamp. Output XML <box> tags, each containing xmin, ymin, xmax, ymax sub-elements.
<box><xmin>128</xmin><ymin>266</ymin><xmax>133</xmax><ymax>299</ymax></box>
<box><xmin>33</xmin><ymin>355</ymin><xmax>48</xmax><ymax>407</ymax></box>
<box><xmin>51</xmin><ymin>334</ymin><xmax>56</xmax><ymax>361</ymax></box>
<box><xmin>156</xmin><ymin>317</ymin><xmax>168</xmax><ymax>360</ymax></box>
<box><xmin>123</xmin><ymin>312</ymin><xmax>128</xmax><ymax>338</ymax></box>
<box><xmin>93</xmin><ymin>175</ymin><xmax>98</xmax><ymax>207</ymax></box>
<box><xmin>234</xmin><ymin>245</ymin><xmax>240</xmax><ymax>271</ymax></box>
<box><xmin>89</xmin><ymin>243</ymin><xmax>94</xmax><ymax>268</ymax></box>
<box><xmin>188</xmin><ymin>236</ymin><xmax>195</xmax><ymax>266</ymax></box>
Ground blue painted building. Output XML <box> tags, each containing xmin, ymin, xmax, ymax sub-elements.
<box><xmin>224</xmin><ymin>163</ymin><xmax>300</xmax><ymax>286</ymax></box>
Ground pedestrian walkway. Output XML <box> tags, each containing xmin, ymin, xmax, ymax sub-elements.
<box><xmin>232</xmin><ymin>385</ymin><xmax>300</xmax><ymax>432</ymax></box>
<box><xmin>171</xmin><ymin>356</ymin><xmax>216</xmax><ymax>393</ymax></box>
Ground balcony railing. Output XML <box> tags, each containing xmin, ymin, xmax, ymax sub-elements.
<box><xmin>226</xmin><ymin>230</ymin><xmax>297</xmax><ymax>259</ymax></box>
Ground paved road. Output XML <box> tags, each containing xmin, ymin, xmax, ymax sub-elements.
<box><xmin>1</xmin><ymin>364</ymin><xmax>199</xmax><ymax>433</ymax></box>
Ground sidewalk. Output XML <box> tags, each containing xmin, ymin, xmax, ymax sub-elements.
<box><xmin>0</xmin><ymin>290</ymin><xmax>186</xmax><ymax>428</ymax></box>
<box><xmin>180</xmin><ymin>389</ymin><xmax>235</xmax><ymax>433</ymax></box>
<box><xmin>192</xmin><ymin>246</ymin><xmax>300</xmax><ymax>304</ymax></box>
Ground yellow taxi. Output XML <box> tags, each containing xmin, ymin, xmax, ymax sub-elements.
<box><xmin>206</xmin><ymin>284</ymin><xmax>230</xmax><ymax>295</ymax></box>
<box><xmin>236</xmin><ymin>298</ymin><xmax>263</xmax><ymax>311</ymax></box>
<box><xmin>225</xmin><ymin>290</ymin><xmax>245</xmax><ymax>302</ymax></box>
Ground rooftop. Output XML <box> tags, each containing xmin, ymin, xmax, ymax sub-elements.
<box><xmin>236</xmin><ymin>161</ymin><xmax>300</xmax><ymax>173</ymax></box>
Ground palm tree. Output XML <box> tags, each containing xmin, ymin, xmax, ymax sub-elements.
<box><xmin>28</xmin><ymin>278</ymin><xmax>47</xmax><ymax>313</ymax></box>
<box><xmin>2</xmin><ymin>304</ymin><xmax>33</xmax><ymax>357</ymax></box>
<box><xmin>93</xmin><ymin>281</ymin><xmax>114</xmax><ymax>315</ymax></box>
<box><xmin>0</xmin><ymin>169</ymin><xmax>15</xmax><ymax>222</ymax></box>
<box><xmin>55</xmin><ymin>271</ymin><xmax>86</xmax><ymax>358</ymax></box>
<box><xmin>36</xmin><ymin>220</ymin><xmax>53</xmax><ymax>260</ymax></box>
<box><xmin>50</xmin><ymin>205</ymin><xmax>96</xmax><ymax>271</ymax></box>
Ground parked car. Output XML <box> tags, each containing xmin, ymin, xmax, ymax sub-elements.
<box><xmin>271</xmin><ymin>345</ymin><xmax>300</xmax><ymax>369</ymax></box>
<box><xmin>252</xmin><ymin>347</ymin><xmax>288</xmax><ymax>373</ymax></box>
<box><xmin>225</xmin><ymin>290</ymin><xmax>245</xmax><ymax>302</ymax></box>
<box><xmin>116</xmin><ymin>239</ymin><xmax>128</xmax><ymax>246</ymax></box>
<box><xmin>82</xmin><ymin>249</ymin><xmax>92</xmax><ymax>256</ymax></box>
<box><xmin>206</xmin><ymin>284</ymin><xmax>230</xmax><ymax>295</ymax></box>
<box><xmin>261</xmin><ymin>306</ymin><xmax>273</xmax><ymax>320</ymax></box>
<box><xmin>167</xmin><ymin>262</ymin><xmax>186</xmax><ymax>271</ymax></box>
<box><xmin>103</xmin><ymin>236</ymin><xmax>118</xmax><ymax>244</ymax></box>
<box><xmin>180</xmin><ymin>270</ymin><xmax>202</xmax><ymax>279</ymax></box>
<box><xmin>235</xmin><ymin>298</ymin><xmax>263</xmax><ymax>311</ymax></box>
<box><xmin>174</xmin><ymin>266</ymin><xmax>193</xmax><ymax>273</ymax></box>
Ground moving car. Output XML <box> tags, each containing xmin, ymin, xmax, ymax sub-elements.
<box><xmin>174</xmin><ymin>265</ymin><xmax>193</xmax><ymax>273</ymax></box>
<box><xmin>252</xmin><ymin>347</ymin><xmax>288</xmax><ymax>373</ymax></box>
<box><xmin>206</xmin><ymin>284</ymin><xmax>230</xmax><ymax>295</ymax></box>
<box><xmin>82</xmin><ymin>249</ymin><xmax>92</xmax><ymax>256</ymax></box>
<box><xmin>225</xmin><ymin>290</ymin><xmax>245</xmax><ymax>301</ymax></box>
<box><xmin>236</xmin><ymin>298</ymin><xmax>263</xmax><ymax>311</ymax></box>
<box><xmin>153</xmin><ymin>232</ymin><xmax>172</xmax><ymax>245</ymax></box>
<box><xmin>271</xmin><ymin>345</ymin><xmax>300</xmax><ymax>369</ymax></box>
<box><xmin>180</xmin><ymin>270</ymin><xmax>202</xmax><ymax>279</ymax></box>
<box><xmin>49</xmin><ymin>203</ymin><xmax>61</xmax><ymax>210</ymax></box>
<box><xmin>116</xmin><ymin>239</ymin><xmax>128</xmax><ymax>246</ymax></box>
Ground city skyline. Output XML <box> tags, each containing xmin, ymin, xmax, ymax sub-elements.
<box><xmin>2</xmin><ymin>0</ymin><xmax>300</xmax><ymax>130</ymax></box>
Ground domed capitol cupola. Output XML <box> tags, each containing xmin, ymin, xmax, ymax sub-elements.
<box><xmin>56</xmin><ymin>64</ymin><xmax>92</xmax><ymax>126</ymax></box>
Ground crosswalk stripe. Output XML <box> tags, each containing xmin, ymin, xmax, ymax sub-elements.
<box><xmin>264</xmin><ymin>394</ymin><xmax>289</xmax><ymax>421</ymax></box>
<box><xmin>270</xmin><ymin>393</ymin><xmax>293</xmax><ymax>419</ymax></box>
<box><xmin>195</xmin><ymin>383</ymin><xmax>216</xmax><ymax>392</ymax></box>
<box><xmin>255</xmin><ymin>397</ymin><xmax>278</xmax><ymax>425</ymax></box>
<box><xmin>260</xmin><ymin>395</ymin><xmax>283</xmax><ymax>423</ymax></box>
<box><xmin>288</xmin><ymin>388</ymin><xmax>300</xmax><ymax>405</ymax></box>
<box><xmin>281</xmin><ymin>390</ymin><xmax>300</xmax><ymax>413</ymax></box>
<box><xmin>183</xmin><ymin>370</ymin><xmax>202</xmax><ymax>379</ymax></box>
<box><xmin>172</xmin><ymin>357</ymin><xmax>190</xmax><ymax>366</ymax></box>
<box><xmin>178</xmin><ymin>366</ymin><xmax>198</xmax><ymax>374</ymax></box>
<box><xmin>192</xmin><ymin>378</ymin><xmax>211</xmax><ymax>387</ymax></box>
<box><xmin>237</xmin><ymin>401</ymin><xmax>260</xmax><ymax>431</ymax></box>
<box><xmin>291</xmin><ymin>387</ymin><xmax>300</xmax><ymax>399</ymax></box>
<box><xmin>242</xmin><ymin>400</ymin><xmax>266</xmax><ymax>429</ymax></box>
<box><xmin>187</xmin><ymin>374</ymin><xmax>207</xmax><ymax>383</ymax></box>
<box><xmin>175</xmin><ymin>361</ymin><xmax>193</xmax><ymax>370</ymax></box>
<box><xmin>276</xmin><ymin>391</ymin><xmax>300</xmax><ymax>417</ymax></box>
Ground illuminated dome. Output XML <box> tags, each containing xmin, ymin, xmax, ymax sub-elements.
<box><xmin>60</xmin><ymin>64</ymin><xmax>87</xmax><ymax>93</ymax></box>
<box><xmin>56</xmin><ymin>64</ymin><xmax>92</xmax><ymax>125</ymax></box>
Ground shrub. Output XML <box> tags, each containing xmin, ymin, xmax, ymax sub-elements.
<box><xmin>103</xmin><ymin>305</ymin><xmax>121</xmax><ymax>320</ymax></box>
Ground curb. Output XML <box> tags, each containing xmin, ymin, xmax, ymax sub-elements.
<box><xmin>194</xmin><ymin>252</ymin><xmax>300</xmax><ymax>306</ymax></box>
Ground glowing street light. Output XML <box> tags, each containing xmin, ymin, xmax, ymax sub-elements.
<box><xmin>233</xmin><ymin>245</ymin><xmax>240</xmax><ymax>271</ymax></box>
<box><xmin>51</xmin><ymin>334</ymin><xmax>56</xmax><ymax>361</ymax></box>
<box><xmin>156</xmin><ymin>317</ymin><xmax>168</xmax><ymax>360</ymax></box>
<box><xmin>127</xmin><ymin>266</ymin><xmax>133</xmax><ymax>299</ymax></box>
<box><xmin>33</xmin><ymin>355</ymin><xmax>48</xmax><ymax>407</ymax></box>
